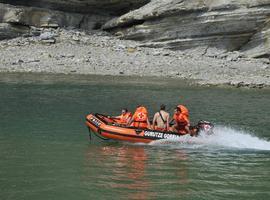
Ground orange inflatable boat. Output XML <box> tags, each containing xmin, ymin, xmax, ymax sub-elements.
<box><xmin>85</xmin><ymin>113</ymin><xmax>214</xmax><ymax>143</ymax></box>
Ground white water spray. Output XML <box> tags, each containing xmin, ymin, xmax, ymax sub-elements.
<box><xmin>150</xmin><ymin>126</ymin><xmax>270</xmax><ymax>151</ymax></box>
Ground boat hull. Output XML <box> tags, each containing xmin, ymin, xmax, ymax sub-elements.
<box><xmin>86</xmin><ymin>113</ymin><xmax>183</xmax><ymax>143</ymax></box>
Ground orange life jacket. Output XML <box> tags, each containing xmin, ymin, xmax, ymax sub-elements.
<box><xmin>132</xmin><ymin>106</ymin><xmax>148</xmax><ymax>128</ymax></box>
<box><xmin>117</xmin><ymin>112</ymin><xmax>132</xmax><ymax>125</ymax></box>
<box><xmin>174</xmin><ymin>105</ymin><xmax>190</xmax><ymax>135</ymax></box>
<box><xmin>173</xmin><ymin>113</ymin><xmax>190</xmax><ymax>126</ymax></box>
<box><xmin>177</xmin><ymin>105</ymin><xmax>189</xmax><ymax>117</ymax></box>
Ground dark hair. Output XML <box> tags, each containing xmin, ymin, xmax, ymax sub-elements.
<box><xmin>175</xmin><ymin>107</ymin><xmax>181</xmax><ymax>112</ymax></box>
<box><xmin>160</xmin><ymin>104</ymin><xmax>166</xmax><ymax>110</ymax></box>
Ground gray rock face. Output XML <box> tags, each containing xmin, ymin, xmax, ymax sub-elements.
<box><xmin>0</xmin><ymin>3</ymin><xmax>110</xmax><ymax>29</ymax></box>
<box><xmin>0</xmin><ymin>0</ymin><xmax>150</xmax><ymax>15</ymax></box>
<box><xmin>241</xmin><ymin>20</ymin><xmax>270</xmax><ymax>58</ymax></box>
<box><xmin>0</xmin><ymin>3</ymin><xmax>81</xmax><ymax>28</ymax></box>
<box><xmin>0</xmin><ymin>3</ymin><xmax>111</xmax><ymax>39</ymax></box>
<box><xmin>103</xmin><ymin>0</ymin><xmax>270</xmax><ymax>55</ymax></box>
<box><xmin>0</xmin><ymin>23</ymin><xmax>29</xmax><ymax>40</ymax></box>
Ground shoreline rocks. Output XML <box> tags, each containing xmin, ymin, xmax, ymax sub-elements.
<box><xmin>0</xmin><ymin>28</ymin><xmax>269</xmax><ymax>89</ymax></box>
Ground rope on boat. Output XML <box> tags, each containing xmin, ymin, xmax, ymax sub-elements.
<box><xmin>88</xmin><ymin>127</ymin><xmax>110</xmax><ymax>141</ymax></box>
<box><xmin>88</xmin><ymin>127</ymin><xmax>92</xmax><ymax>141</ymax></box>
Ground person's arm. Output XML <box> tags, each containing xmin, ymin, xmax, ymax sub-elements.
<box><xmin>184</xmin><ymin>115</ymin><xmax>190</xmax><ymax>126</ymax></box>
<box><xmin>169</xmin><ymin>115</ymin><xmax>175</xmax><ymax>124</ymax></box>
<box><xmin>127</xmin><ymin>116</ymin><xmax>134</xmax><ymax>126</ymax></box>
<box><xmin>166</xmin><ymin>114</ymin><xmax>170</xmax><ymax>131</ymax></box>
<box><xmin>152</xmin><ymin>113</ymin><xmax>157</xmax><ymax>129</ymax></box>
<box><xmin>147</xmin><ymin>118</ymin><xmax>151</xmax><ymax>129</ymax></box>
<box><xmin>126</xmin><ymin>116</ymin><xmax>132</xmax><ymax>124</ymax></box>
<box><xmin>183</xmin><ymin>115</ymin><xmax>190</xmax><ymax>133</ymax></box>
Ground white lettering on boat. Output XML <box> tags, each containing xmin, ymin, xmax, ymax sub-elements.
<box><xmin>144</xmin><ymin>131</ymin><xmax>181</xmax><ymax>139</ymax></box>
<box><xmin>90</xmin><ymin>117</ymin><xmax>101</xmax><ymax>127</ymax></box>
<box><xmin>163</xmin><ymin>134</ymin><xmax>181</xmax><ymax>139</ymax></box>
<box><xmin>144</xmin><ymin>131</ymin><xmax>164</xmax><ymax>138</ymax></box>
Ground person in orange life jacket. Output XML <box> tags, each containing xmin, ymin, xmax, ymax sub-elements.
<box><xmin>114</xmin><ymin>108</ymin><xmax>132</xmax><ymax>125</ymax></box>
<box><xmin>128</xmin><ymin>105</ymin><xmax>151</xmax><ymax>129</ymax></box>
<box><xmin>152</xmin><ymin>104</ymin><xmax>170</xmax><ymax>131</ymax></box>
<box><xmin>170</xmin><ymin>105</ymin><xmax>190</xmax><ymax>135</ymax></box>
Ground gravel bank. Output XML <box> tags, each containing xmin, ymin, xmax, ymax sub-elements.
<box><xmin>0</xmin><ymin>28</ymin><xmax>269</xmax><ymax>88</ymax></box>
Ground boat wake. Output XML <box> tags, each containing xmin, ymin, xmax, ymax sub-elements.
<box><xmin>149</xmin><ymin>126</ymin><xmax>270</xmax><ymax>151</ymax></box>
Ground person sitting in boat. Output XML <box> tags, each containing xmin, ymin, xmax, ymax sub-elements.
<box><xmin>128</xmin><ymin>105</ymin><xmax>151</xmax><ymax>129</ymax></box>
<box><xmin>152</xmin><ymin>104</ymin><xmax>170</xmax><ymax>131</ymax></box>
<box><xmin>114</xmin><ymin>108</ymin><xmax>132</xmax><ymax>125</ymax></box>
<box><xmin>170</xmin><ymin>105</ymin><xmax>190</xmax><ymax>135</ymax></box>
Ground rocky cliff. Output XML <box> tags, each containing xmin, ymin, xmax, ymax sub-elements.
<box><xmin>0</xmin><ymin>0</ymin><xmax>149</xmax><ymax>14</ymax></box>
<box><xmin>0</xmin><ymin>0</ymin><xmax>270</xmax><ymax>58</ymax></box>
<box><xmin>103</xmin><ymin>0</ymin><xmax>270</xmax><ymax>58</ymax></box>
<box><xmin>0</xmin><ymin>0</ymin><xmax>149</xmax><ymax>39</ymax></box>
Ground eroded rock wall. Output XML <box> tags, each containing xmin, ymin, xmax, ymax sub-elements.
<box><xmin>241</xmin><ymin>20</ymin><xmax>270</xmax><ymax>58</ymax></box>
<box><xmin>0</xmin><ymin>0</ymin><xmax>149</xmax><ymax>39</ymax></box>
<box><xmin>0</xmin><ymin>3</ymin><xmax>111</xmax><ymax>39</ymax></box>
<box><xmin>0</xmin><ymin>0</ymin><xmax>150</xmax><ymax>14</ymax></box>
<box><xmin>103</xmin><ymin>0</ymin><xmax>270</xmax><ymax>57</ymax></box>
<box><xmin>0</xmin><ymin>23</ymin><xmax>29</xmax><ymax>40</ymax></box>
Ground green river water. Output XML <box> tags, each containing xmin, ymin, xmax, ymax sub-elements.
<box><xmin>0</xmin><ymin>73</ymin><xmax>270</xmax><ymax>200</ymax></box>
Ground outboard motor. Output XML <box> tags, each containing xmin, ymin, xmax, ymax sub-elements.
<box><xmin>197</xmin><ymin>120</ymin><xmax>214</xmax><ymax>135</ymax></box>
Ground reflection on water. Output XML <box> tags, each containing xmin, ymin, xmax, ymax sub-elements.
<box><xmin>103</xmin><ymin>146</ymin><xmax>151</xmax><ymax>200</ymax></box>
<box><xmin>84</xmin><ymin>145</ymin><xmax>154</xmax><ymax>199</ymax></box>
<box><xmin>83</xmin><ymin>144</ymin><xmax>193</xmax><ymax>199</ymax></box>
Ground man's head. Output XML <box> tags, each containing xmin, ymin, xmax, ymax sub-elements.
<box><xmin>121</xmin><ymin>108</ymin><xmax>128</xmax><ymax>114</ymax></box>
<box><xmin>160</xmin><ymin>104</ymin><xmax>166</xmax><ymax>111</ymax></box>
<box><xmin>174</xmin><ymin>106</ymin><xmax>181</xmax><ymax>114</ymax></box>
